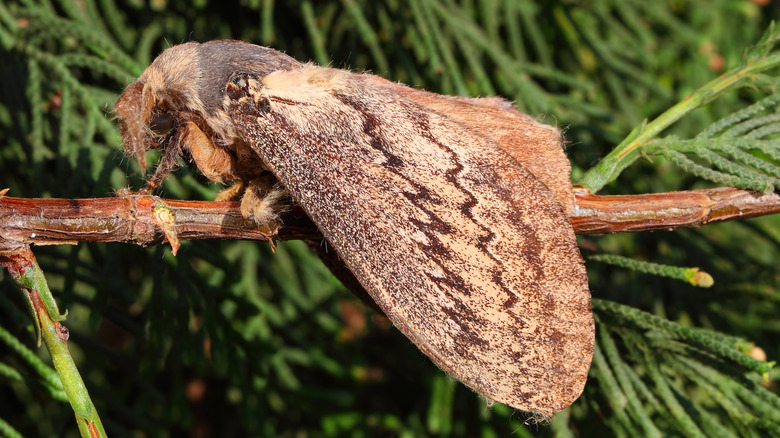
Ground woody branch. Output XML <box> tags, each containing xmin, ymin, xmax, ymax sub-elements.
<box><xmin>0</xmin><ymin>186</ymin><xmax>777</xmax><ymax>251</ymax></box>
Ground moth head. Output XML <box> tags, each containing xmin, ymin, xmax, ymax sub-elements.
<box><xmin>113</xmin><ymin>40</ymin><xmax>301</xmax><ymax>189</ymax></box>
<box><xmin>114</xmin><ymin>42</ymin><xmax>203</xmax><ymax>171</ymax></box>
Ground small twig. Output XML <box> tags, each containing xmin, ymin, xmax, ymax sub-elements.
<box><xmin>0</xmin><ymin>187</ymin><xmax>777</xmax><ymax>251</ymax></box>
<box><xmin>0</xmin><ymin>247</ymin><xmax>107</xmax><ymax>438</ymax></box>
<box><xmin>578</xmin><ymin>23</ymin><xmax>780</xmax><ymax>193</ymax></box>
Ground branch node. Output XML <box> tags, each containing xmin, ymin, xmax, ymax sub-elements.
<box><xmin>152</xmin><ymin>202</ymin><xmax>180</xmax><ymax>255</ymax></box>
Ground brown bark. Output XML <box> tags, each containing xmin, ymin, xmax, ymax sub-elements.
<box><xmin>0</xmin><ymin>186</ymin><xmax>777</xmax><ymax>250</ymax></box>
<box><xmin>569</xmin><ymin>186</ymin><xmax>780</xmax><ymax>234</ymax></box>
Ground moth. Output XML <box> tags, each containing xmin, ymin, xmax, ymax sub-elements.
<box><xmin>114</xmin><ymin>40</ymin><xmax>594</xmax><ymax>417</ymax></box>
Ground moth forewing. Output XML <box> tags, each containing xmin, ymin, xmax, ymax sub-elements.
<box><xmin>225</xmin><ymin>65</ymin><xmax>593</xmax><ymax>416</ymax></box>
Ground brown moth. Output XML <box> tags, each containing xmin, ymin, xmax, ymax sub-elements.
<box><xmin>114</xmin><ymin>40</ymin><xmax>594</xmax><ymax>417</ymax></box>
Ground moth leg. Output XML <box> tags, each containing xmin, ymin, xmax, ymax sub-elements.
<box><xmin>240</xmin><ymin>173</ymin><xmax>290</xmax><ymax>225</ymax></box>
<box><xmin>143</xmin><ymin>130</ymin><xmax>182</xmax><ymax>193</ymax></box>
<box><xmin>181</xmin><ymin>121</ymin><xmax>236</xmax><ymax>182</ymax></box>
<box><xmin>214</xmin><ymin>181</ymin><xmax>246</xmax><ymax>202</ymax></box>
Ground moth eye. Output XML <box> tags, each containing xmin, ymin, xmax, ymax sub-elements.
<box><xmin>149</xmin><ymin>112</ymin><xmax>174</xmax><ymax>135</ymax></box>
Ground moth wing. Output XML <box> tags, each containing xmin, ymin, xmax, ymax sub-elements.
<box><xmin>362</xmin><ymin>75</ymin><xmax>575</xmax><ymax>215</ymax></box>
<box><xmin>227</xmin><ymin>67</ymin><xmax>594</xmax><ymax>415</ymax></box>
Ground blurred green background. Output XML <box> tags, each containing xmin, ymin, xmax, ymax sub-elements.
<box><xmin>0</xmin><ymin>0</ymin><xmax>779</xmax><ymax>437</ymax></box>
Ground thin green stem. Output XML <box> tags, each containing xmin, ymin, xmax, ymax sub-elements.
<box><xmin>589</xmin><ymin>254</ymin><xmax>714</xmax><ymax>287</ymax></box>
<box><xmin>579</xmin><ymin>25</ymin><xmax>780</xmax><ymax>193</ymax></box>
<box><xmin>0</xmin><ymin>416</ymin><xmax>23</xmax><ymax>438</ymax></box>
<box><xmin>1</xmin><ymin>249</ymin><xmax>107</xmax><ymax>438</ymax></box>
<box><xmin>0</xmin><ymin>325</ymin><xmax>64</xmax><ymax>392</ymax></box>
<box><xmin>300</xmin><ymin>1</ymin><xmax>328</xmax><ymax>66</ymax></box>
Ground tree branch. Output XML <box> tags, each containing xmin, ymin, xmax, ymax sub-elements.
<box><xmin>0</xmin><ymin>187</ymin><xmax>777</xmax><ymax>251</ymax></box>
<box><xmin>570</xmin><ymin>186</ymin><xmax>780</xmax><ymax>234</ymax></box>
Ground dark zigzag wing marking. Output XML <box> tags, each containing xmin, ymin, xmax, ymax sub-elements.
<box><xmin>333</xmin><ymin>92</ymin><xmax>526</xmax><ymax>345</ymax></box>
<box><xmin>226</xmin><ymin>68</ymin><xmax>593</xmax><ymax>415</ymax></box>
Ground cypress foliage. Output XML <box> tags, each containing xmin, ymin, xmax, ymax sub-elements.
<box><xmin>0</xmin><ymin>1</ymin><xmax>778</xmax><ymax>436</ymax></box>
